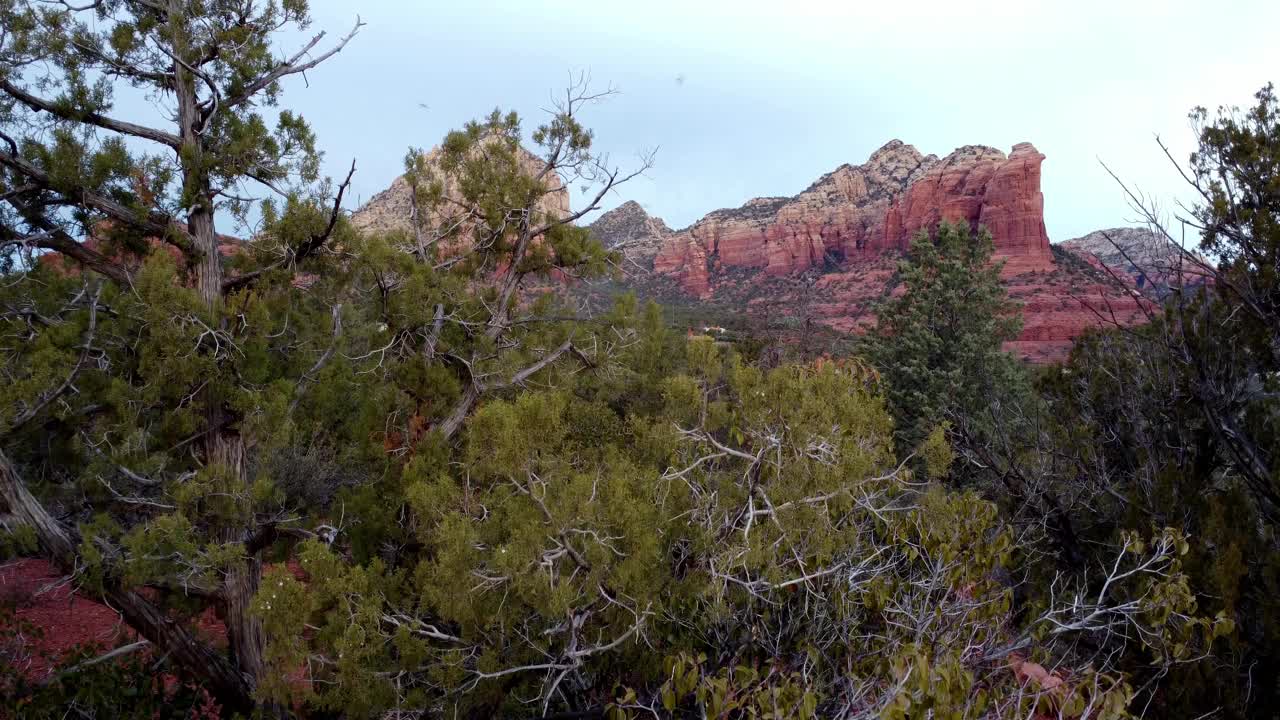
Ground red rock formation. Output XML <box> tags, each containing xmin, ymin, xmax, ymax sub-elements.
<box><xmin>587</xmin><ymin>200</ymin><xmax>673</xmax><ymax>268</ymax></box>
<box><xmin>885</xmin><ymin>142</ymin><xmax>1053</xmax><ymax>274</ymax></box>
<box><xmin>643</xmin><ymin>140</ymin><xmax>1151</xmax><ymax>362</ymax></box>
<box><xmin>1002</xmin><ymin>265</ymin><xmax>1151</xmax><ymax>363</ymax></box>
<box><xmin>652</xmin><ymin>234</ymin><xmax>711</xmax><ymax>298</ymax></box>
<box><xmin>981</xmin><ymin>143</ymin><xmax>1052</xmax><ymax>258</ymax></box>
<box><xmin>331</xmin><ymin>136</ymin><xmax>1151</xmax><ymax>364</ymax></box>
<box><xmin>883</xmin><ymin>145</ymin><xmax>1006</xmax><ymax>248</ymax></box>
<box><xmin>653</xmin><ymin>140</ymin><xmax>939</xmax><ymax>290</ymax></box>
<box><xmin>655</xmin><ymin>141</ymin><xmax>1056</xmax><ymax>298</ymax></box>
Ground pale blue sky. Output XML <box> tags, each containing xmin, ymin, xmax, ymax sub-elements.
<box><xmin>280</xmin><ymin>0</ymin><xmax>1279</xmax><ymax>241</ymax></box>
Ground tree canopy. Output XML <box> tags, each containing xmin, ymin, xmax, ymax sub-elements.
<box><xmin>2</xmin><ymin>4</ymin><xmax>1279</xmax><ymax>718</ymax></box>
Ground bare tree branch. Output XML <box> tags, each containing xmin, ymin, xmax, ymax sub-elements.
<box><xmin>218</xmin><ymin>17</ymin><xmax>364</xmax><ymax>114</ymax></box>
<box><xmin>0</xmin><ymin>78</ymin><xmax>182</xmax><ymax>148</ymax></box>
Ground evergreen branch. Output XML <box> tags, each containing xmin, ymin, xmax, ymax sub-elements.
<box><xmin>3</xmin><ymin>225</ymin><xmax>133</xmax><ymax>286</ymax></box>
<box><xmin>289</xmin><ymin>303</ymin><xmax>343</xmax><ymax>413</ymax></box>
<box><xmin>79</xmin><ymin>432</ymin><xmax>163</xmax><ymax>487</ymax></box>
<box><xmin>41</xmin><ymin>0</ymin><xmax>105</xmax><ymax>11</ymax></box>
<box><xmin>6</xmin><ymin>284</ymin><xmax>99</xmax><ymax>433</ymax></box>
<box><xmin>527</xmin><ymin>159</ymin><xmax>651</xmax><ymax>239</ymax></box>
<box><xmin>0</xmin><ymin>146</ymin><xmax>194</xmax><ymax>256</ymax></box>
<box><xmin>0</xmin><ymin>78</ymin><xmax>182</xmax><ymax>148</ymax></box>
<box><xmin>221</xmin><ymin>158</ymin><xmax>356</xmax><ymax>293</ymax></box>
<box><xmin>422</xmin><ymin>303</ymin><xmax>445</xmax><ymax>360</ymax></box>
<box><xmin>66</xmin><ymin>37</ymin><xmax>170</xmax><ymax>83</ymax></box>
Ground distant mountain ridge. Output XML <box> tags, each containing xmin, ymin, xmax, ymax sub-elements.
<box><xmin>585</xmin><ymin>140</ymin><xmax>1154</xmax><ymax>362</ymax></box>
<box><xmin>587</xmin><ymin>200</ymin><xmax>672</xmax><ymax>267</ymax></box>
<box><xmin>348</xmin><ymin>138</ymin><xmax>1164</xmax><ymax>364</ymax></box>
<box><xmin>1061</xmin><ymin>227</ymin><xmax>1210</xmax><ymax>294</ymax></box>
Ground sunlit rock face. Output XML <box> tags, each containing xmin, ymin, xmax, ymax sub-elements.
<box><xmin>884</xmin><ymin>142</ymin><xmax>1054</xmax><ymax>274</ymax></box>
<box><xmin>653</xmin><ymin>140</ymin><xmax>1057</xmax><ymax>298</ymax></box>
<box><xmin>652</xmin><ymin>140</ymin><xmax>940</xmax><ymax>297</ymax></box>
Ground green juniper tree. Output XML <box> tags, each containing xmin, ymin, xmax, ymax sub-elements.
<box><xmin>1038</xmin><ymin>82</ymin><xmax>1280</xmax><ymax>718</ymax></box>
<box><xmin>0</xmin><ymin>2</ymin><xmax>1263</xmax><ymax>714</ymax></box>
<box><xmin>0</xmin><ymin>31</ymin><xmax>655</xmax><ymax>706</ymax></box>
<box><xmin>258</xmin><ymin>317</ymin><xmax>1217</xmax><ymax>718</ymax></box>
<box><xmin>0</xmin><ymin>0</ymin><xmax>362</xmax><ymax>711</ymax></box>
<box><xmin>865</xmin><ymin>221</ymin><xmax>1099</xmax><ymax>599</ymax></box>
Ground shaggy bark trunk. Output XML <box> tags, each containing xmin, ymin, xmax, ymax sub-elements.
<box><xmin>0</xmin><ymin>450</ymin><xmax>255</xmax><ymax>713</ymax></box>
<box><xmin>171</xmin><ymin>8</ymin><xmax>267</xmax><ymax>703</ymax></box>
<box><xmin>210</xmin><ymin>436</ymin><xmax>267</xmax><ymax>686</ymax></box>
<box><xmin>171</xmin><ymin>11</ymin><xmax>220</xmax><ymax>311</ymax></box>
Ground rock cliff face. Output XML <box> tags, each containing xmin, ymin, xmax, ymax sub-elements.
<box><xmin>652</xmin><ymin>140</ymin><xmax>1057</xmax><ymax>298</ymax></box>
<box><xmin>653</xmin><ymin>140</ymin><xmax>939</xmax><ymax>296</ymax></box>
<box><xmin>884</xmin><ymin>142</ymin><xmax>1053</xmax><ymax>275</ymax></box>
<box><xmin>635</xmin><ymin>140</ymin><xmax>1150</xmax><ymax>362</ymax></box>
<box><xmin>587</xmin><ymin>200</ymin><xmax>672</xmax><ymax>268</ymax></box>
<box><xmin>1060</xmin><ymin>227</ymin><xmax>1209</xmax><ymax>294</ymax></box>
<box><xmin>345</xmin><ymin>137</ymin><xmax>1157</xmax><ymax>365</ymax></box>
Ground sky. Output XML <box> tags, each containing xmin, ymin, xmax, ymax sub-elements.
<box><xmin>273</xmin><ymin>0</ymin><xmax>1280</xmax><ymax>242</ymax></box>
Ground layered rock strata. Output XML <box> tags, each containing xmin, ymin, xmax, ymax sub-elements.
<box><xmin>634</xmin><ymin>141</ymin><xmax>1148</xmax><ymax>362</ymax></box>
<box><xmin>650</xmin><ymin>140</ymin><xmax>1057</xmax><ymax>299</ymax></box>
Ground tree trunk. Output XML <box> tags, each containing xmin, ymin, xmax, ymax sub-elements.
<box><xmin>171</xmin><ymin>10</ymin><xmax>268</xmax><ymax>703</ymax></box>
<box><xmin>409</xmin><ymin>187</ymin><xmax>430</xmax><ymax>261</ymax></box>
<box><xmin>0</xmin><ymin>450</ymin><xmax>256</xmax><ymax>713</ymax></box>
<box><xmin>209</xmin><ymin>434</ymin><xmax>267</xmax><ymax>688</ymax></box>
<box><xmin>171</xmin><ymin>11</ymin><xmax>221</xmax><ymax>312</ymax></box>
<box><xmin>438</xmin><ymin>384</ymin><xmax>480</xmax><ymax>442</ymax></box>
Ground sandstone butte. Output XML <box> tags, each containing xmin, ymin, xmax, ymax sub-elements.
<box><xmin>599</xmin><ymin>140</ymin><xmax>1155</xmax><ymax>363</ymax></box>
<box><xmin>39</xmin><ymin>139</ymin><xmax>1154</xmax><ymax>366</ymax></box>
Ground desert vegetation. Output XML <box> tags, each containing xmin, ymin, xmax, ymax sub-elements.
<box><xmin>1</xmin><ymin>2</ymin><xmax>1278</xmax><ymax>718</ymax></box>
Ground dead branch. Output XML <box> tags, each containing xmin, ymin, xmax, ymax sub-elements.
<box><xmin>218</xmin><ymin>17</ymin><xmax>365</xmax><ymax>113</ymax></box>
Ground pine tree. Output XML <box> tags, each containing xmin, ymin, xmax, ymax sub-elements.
<box><xmin>867</xmin><ymin>222</ymin><xmax>1023</xmax><ymax>456</ymax></box>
